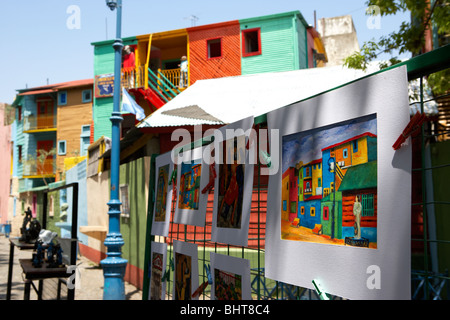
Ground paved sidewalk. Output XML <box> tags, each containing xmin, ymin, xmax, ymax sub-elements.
<box><xmin>0</xmin><ymin>234</ymin><xmax>142</xmax><ymax>300</ymax></box>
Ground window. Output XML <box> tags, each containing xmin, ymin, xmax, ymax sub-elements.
<box><xmin>323</xmin><ymin>206</ymin><xmax>329</xmax><ymax>220</ymax></box>
<box><xmin>361</xmin><ymin>194</ymin><xmax>375</xmax><ymax>216</ymax></box>
<box><xmin>82</xmin><ymin>89</ymin><xmax>92</xmax><ymax>103</ymax></box>
<box><xmin>300</xmin><ymin>206</ymin><xmax>305</xmax><ymax>215</ymax></box>
<box><xmin>80</xmin><ymin>125</ymin><xmax>90</xmax><ymax>156</ymax></box>
<box><xmin>323</xmin><ymin>188</ymin><xmax>330</xmax><ymax>197</ymax></box>
<box><xmin>207</xmin><ymin>38</ymin><xmax>222</xmax><ymax>59</ymax></box>
<box><xmin>18</xmin><ymin>145</ymin><xmax>22</xmax><ymax>162</ymax></box>
<box><xmin>290</xmin><ymin>201</ymin><xmax>297</xmax><ymax>213</ymax></box>
<box><xmin>242</xmin><ymin>28</ymin><xmax>261</xmax><ymax>57</ymax></box>
<box><xmin>318</xmin><ymin>178</ymin><xmax>322</xmax><ymax>188</ymax></box>
<box><xmin>353</xmin><ymin>140</ymin><xmax>358</xmax><ymax>152</ymax></box>
<box><xmin>283</xmin><ymin>200</ymin><xmax>287</xmax><ymax>211</ymax></box>
<box><xmin>310</xmin><ymin>207</ymin><xmax>316</xmax><ymax>217</ymax></box>
<box><xmin>58</xmin><ymin>140</ymin><xmax>67</xmax><ymax>155</ymax></box>
<box><xmin>58</xmin><ymin>91</ymin><xmax>67</xmax><ymax>105</ymax></box>
<box><xmin>18</xmin><ymin>106</ymin><xmax>22</xmax><ymax>121</ymax></box>
<box><xmin>120</xmin><ymin>184</ymin><xmax>130</xmax><ymax>218</ymax></box>
<box><xmin>343</xmin><ymin>148</ymin><xmax>348</xmax><ymax>159</ymax></box>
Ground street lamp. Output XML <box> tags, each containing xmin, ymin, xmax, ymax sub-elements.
<box><xmin>101</xmin><ymin>0</ymin><xmax>127</xmax><ymax>300</ymax></box>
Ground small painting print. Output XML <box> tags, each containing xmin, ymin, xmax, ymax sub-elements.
<box><xmin>178</xmin><ymin>160</ymin><xmax>202</xmax><ymax>210</ymax></box>
<box><xmin>175</xmin><ymin>253</ymin><xmax>192</xmax><ymax>300</ymax></box>
<box><xmin>214</xmin><ymin>269</ymin><xmax>242</xmax><ymax>300</ymax></box>
<box><xmin>217</xmin><ymin>138</ymin><xmax>245</xmax><ymax>229</ymax></box>
<box><xmin>281</xmin><ymin>114</ymin><xmax>378</xmax><ymax>249</ymax></box>
<box><xmin>155</xmin><ymin>164</ymin><xmax>169</xmax><ymax>222</ymax></box>
<box><xmin>150</xmin><ymin>252</ymin><xmax>164</xmax><ymax>300</ymax></box>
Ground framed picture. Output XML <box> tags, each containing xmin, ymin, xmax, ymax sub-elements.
<box><xmin>174</xmin><ymin>146</ymin><xmax>209</xmax><ymax>227</ymax></box>
<box><xmin>149</xmin><ymin>241</ymin><xmax>168</xmax><ymax>300</ymax></box>
<box><xmin>173</xmin><ymin>240</ymin><xmax>199</xmax><ymax>300</ymax></box>
<box><xmin>151</xmin><ymin>151</ymin><xmax>174</xmax><ymax>237</ymax></box>
<box><xmin>211</xmin><ymin>116</ymin><xmax>255</xmax><ymax>246</ymax></box>
<box><xmin>210</xmin><ymin>252</ymin><xmax>252</xmax><ymax>300</ymax></box>
<box><xmin>265</xmin><ymin>66</ymin><xmax>411</xmax><ymax>300</ymax></box>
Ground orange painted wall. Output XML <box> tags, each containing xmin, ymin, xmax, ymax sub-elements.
<box><xmin>187</xmin><ymin>21</ymin><xmax>241</xmax><ymax>85</ymax></box>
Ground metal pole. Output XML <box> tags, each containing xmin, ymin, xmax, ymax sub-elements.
<box><xmin>101</xmin><ymin>0</ymin><xmax>127</xmax><ymax>300</ymax></box>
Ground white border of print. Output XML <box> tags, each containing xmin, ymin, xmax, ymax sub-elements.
<box><xmin>172</xmin><ymin>240</ymin><xmax>199</xmax><ymax>300</ymax></box>
<box><xmin>210</xmin><ymin>252</ymin><xmax>252</xmax><ymax>300</ymax></box>
<box><xmin>211</xmin><ymin>116</ymin><xmax>254</xmax><ymax>247</ymax></box>
<box><xmin>149</xmin><ymin>241</ymin><xmax>168</xmax><ymax>300</ymax></box>
<box><xmin>265</xmin><ymin>66</ymin><xmax>411</xmax><ymax>300</ymax></box>
<box><xmin>173</xmin><ymin>146</ymin><xmax>209</xmax><ymax>227</ymax></box>
<box><xmin>151</xmin><ymin>151</ymin><xmax>174</xmax><ymax>237</ymax></box>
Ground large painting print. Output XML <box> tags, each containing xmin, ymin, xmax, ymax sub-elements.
<box><xmin>281</xmin><ymin>115</ymin><xmax>378</xmax><ymax>249</ymax></box>
<box><xmin>265</xmin><ymin>66</ymin><xmax>412</xmax><ymax>300</ymax></box>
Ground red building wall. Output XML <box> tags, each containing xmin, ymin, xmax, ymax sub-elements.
<box><xmin>187</xmin><ymin>21</ymin><xmax>242</xmax><ymax>85</ymax></box>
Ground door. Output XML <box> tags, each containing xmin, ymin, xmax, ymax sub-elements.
<box><xmin>37</xmin><ymin>100</ymin><xmax>54</xmax><ymax>129</ymax></box>
<box><xmin>37</xmin><ymin>140</ymin><xmax>54</xmax><ymax>175</ymax></box>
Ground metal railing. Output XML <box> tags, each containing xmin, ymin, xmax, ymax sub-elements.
<box><xmin>23</xmin><ymin>115</ymin><xmax>56</xmax><ymax>132</ymax></box>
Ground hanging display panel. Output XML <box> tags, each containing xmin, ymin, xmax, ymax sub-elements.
<box><xmin>210</xmin><ymin>252</ymin><xmax>252</xmax><ymax>300</ymax></box>
<box><xmin>173</xmin><ymin>146</ymin><xmax>209</xmax><ymax>227</ymax></box>
<box><xmin>172</xmin><ymin>240</ymin><xmax>199</xmax><ymax>300</ymax></box>
<box><xmin>151</xmin><ymin>151</ymin><xmax>174</xmax><ymax>237</ymax></box>
<box><xmin>265</xmin><ymin>66</ymin><xmax>411</xmax><ymax>300</ymax></box>
<box><xmin>148</xmin><ymin>241</ymin><xmax>168</xmax><ymax>300</ymax></box>
<box><xmin>211</xmin><ymin>116</ymin><xmax>255</xmax><ymax>247</ymax></box>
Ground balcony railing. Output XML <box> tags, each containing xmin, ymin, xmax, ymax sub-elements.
<box><xmin>122</xmin><ymin>65</ymin><xmax>186</xmax><ymax>91</ymax></box>
<box><xmin>23</xmin><ymin>115</ymin><xmax>56</xmax><ymax>132</ymax></box>
<box><xmin>22</xmin><ymin>158</ymin><xmax>55</xmax><ymax>177</ymax></box>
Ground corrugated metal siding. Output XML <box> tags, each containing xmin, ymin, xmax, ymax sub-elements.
<box><xmin>188</xmin><ymin>22</ymin><xmax>241</xmax><ymax>84</ymax></box>
<box><xmin>240</xmin><ymin>16</ymin><xmax>298</xmax><ymax>75</ymax></box>
<box><xmin>297</xmin><ymin>17</ymin><xmax>308</xmax><ymax>69</ymax></box>
<box><xmin>93</xmin><ymin>96</ymin><xmax>113</xmax><ymax>141</ymax></box>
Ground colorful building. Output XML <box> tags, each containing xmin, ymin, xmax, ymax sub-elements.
<box><xmin>9</xmin><ymin>79</ymin><xmax>93</xmax><ymax>235</ymax></box>
<box><xmin>90</xmin><ymin>10</ymin><xmax>327</xmax><ymax>141</ymax></box>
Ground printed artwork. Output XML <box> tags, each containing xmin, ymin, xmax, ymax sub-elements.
<box><xmin>217</xmin><ymin>138</ymin><xmax>245</xmax><ymax>229</ymax></box>
<box><xmin>172</xmin><ymin>240</ymin><xmax>199</xmax><ymax>300</ymax></box>
<box><xmin>175</xmin><ymin>253</ymin><xmax>192</xmax><ymax>300</ymax></box>
<box><xmin>266</xmin><ymin>66</ymin><xmax>411</xmax><ymax>300</ymax></box>
<box><xmin>214</xmin><ymin>269</ymin><xmax>242</xmax><ymax>300</ymax></box>
<box><xmin>155</xmin><ymin>164</ymin><xmax>169</xmax><ymax>222</ymax></box>
<box><xmin>174</xmin><ymin>147</ymin><xmax>209</xmax><ymax>227</ymax></box>
<box><xmin>178</xmin><ymin>160</ymin><xmax>202</xmax><ymax>210</ymax></box>
<box><xmin>150</xmin><ymin>252</ymin><xmax>164</xmax><ymax>300</ymax></box>
<box><xmin>211</xmin><ymin>116</ymin><xmax>255</xmax><ymax>247</ymax></box>
<box><xmin>210</xmin><ymin>252</ymin><xmax>251</xmax><ymax>300</ymax></box>
<box><xmin>281</xmin><ymin>114</ymin><xmax>377</xmax><ymax>249</ymax></box>
<box><xmin>151</xmin><ymin>152</ymin><xmax>174</xmax><ymax>237</ymax></box>
<box><xmin>148</xmin><ymin>241</ymin><xmax>167</xmax><ymax>300</ymax></box>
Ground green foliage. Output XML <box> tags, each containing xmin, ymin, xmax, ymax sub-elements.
<box><xmin>344</xmin><ymin>0</ymin><xmax>450</xmax><ymax>71</ymax></box>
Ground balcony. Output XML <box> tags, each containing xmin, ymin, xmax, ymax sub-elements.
<box><xmin>22</xmin><ymin>158</ymin><xmax>56</xmax><ymax>178</ymax></box>
<box><xmin>122</xmin><ymin>65</ymin><xmax>186</xmax><ymax>91</ymax></box>
<box><xmin>23</xmin><ymin>114</ymin><xmax>56</xmax><ymax>133</ymax></box>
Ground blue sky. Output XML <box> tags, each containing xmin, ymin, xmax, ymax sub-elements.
<box><xmin>282</xmin><ymin>114</ymin><xmax>377</xmax><ymax>172</ymax></box>
<box><xmin>0</xmin><ymin>0</ymin><xmax>411</xmax><ymax>104</ymax></box>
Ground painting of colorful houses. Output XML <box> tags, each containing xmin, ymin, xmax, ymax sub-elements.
<box><xmin>281</xmin><ymin>114</ymin><xmax>377</xmax><ymax>249</ymax></box>
<box><xmin>178</xmin><ymin>160</ymin><xmax>202</xmax><ymax>210</ymax></box>
<box><xmin>154</xmin><ymin>164</ymin><xmax>169</xmax><ymax>222</ymax></box>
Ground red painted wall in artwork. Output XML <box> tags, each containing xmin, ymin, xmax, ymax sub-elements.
<box><xmin>187</xmin><ymin>21</ymin><xmax>242</xmax><ymax>85</ymax></box>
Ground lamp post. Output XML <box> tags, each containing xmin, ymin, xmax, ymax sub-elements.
<box><xmin>101</xmin><ymin>0</ymin><xmax>127</xmax><ymax>300</ymax></box>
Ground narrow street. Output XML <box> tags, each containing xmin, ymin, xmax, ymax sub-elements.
<box><xmin>0</xmin><ymin>234</ymin><xmax>142</xmax><ymax>300</ymax></box>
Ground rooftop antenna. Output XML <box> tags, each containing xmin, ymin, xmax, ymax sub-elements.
<box><xmin>185</xmin><ymin>15</ymin><xmax>199</xmax><ymax>27</ymax></box>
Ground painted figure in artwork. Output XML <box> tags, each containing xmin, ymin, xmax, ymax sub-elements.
<box><xmin>179</xmin><ymin>55</ymin><xmax>188</xmax><ymax>88</ymax></box>
<box><xmin>353</xmin><ymin>196</ymin><xmax>362</xmax><ymax>239</ymax></box>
